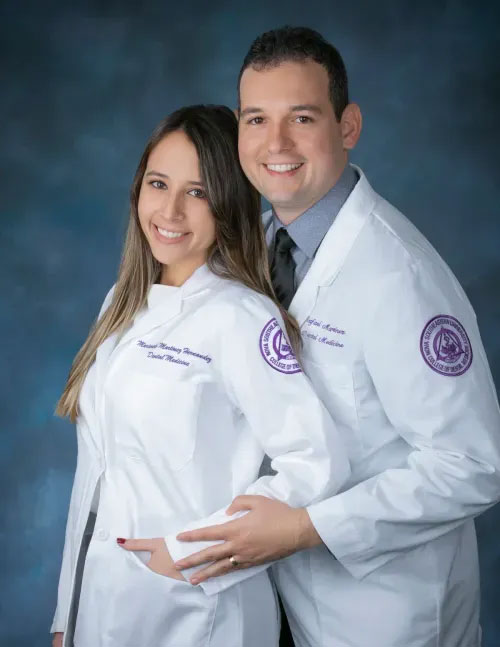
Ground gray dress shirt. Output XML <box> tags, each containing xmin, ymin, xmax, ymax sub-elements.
<box><xmin>270</xmin><ymin>164</ymin><xmax>359</xmax><ymax>290</ymax></box>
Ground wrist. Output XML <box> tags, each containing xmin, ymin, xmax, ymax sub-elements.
<box><xmin>296</xmin><ymin>508</ymin><xmax>323</xmax><ymax>550</ymax></box>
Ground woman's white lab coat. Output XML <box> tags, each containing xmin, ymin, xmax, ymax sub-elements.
<box><xmin>51</xmin><ymin>266</ymin><xmax>350</xmax><ymax>647</ymax></box>
<box><xmin>170</xmin><ymin>167</ymin><xmax>500</xmax><ymax>647</ymax></box>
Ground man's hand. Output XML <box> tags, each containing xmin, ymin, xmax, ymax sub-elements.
<box><xmin>117</xmin><ymin>537</ymin><xmax>186</xmax><ymax>581</ymax></box>
<box><xmin>174</xmin><ymin>495</ymin><xmax>322</xmax><ymax>584</ymax></box>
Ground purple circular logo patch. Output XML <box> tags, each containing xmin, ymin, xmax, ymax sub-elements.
<box><xmin>420</xmin><ymin>315</ymin><xmax>473</xmax><ymax>377</ymax></box>
<box><xmin>259</xmin><ymin>318</ymin><xmax>301</xmax><ymax>374</ymax></box>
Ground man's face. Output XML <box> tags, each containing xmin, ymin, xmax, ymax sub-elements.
<box><xmin>238</xmin><ymin>59</ymin><xmax>348</xmax><ymax>222</ymax></box>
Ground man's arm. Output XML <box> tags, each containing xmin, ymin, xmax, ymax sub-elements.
<box><xmin>175</xmin><ymin>256</ymin><xmax>500</xmax><ymax>583</ymax></box>
<box><xmin>307</xmin><ymin>258</ymin><xmax>500</xmax><ymax>579</ymax></box>
<box><xmin>171</xmin><ymin>496</ymin><xmax>322</xmax><ymax>584</ymax></box>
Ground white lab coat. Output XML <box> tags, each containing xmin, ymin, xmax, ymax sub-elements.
<box><xmin>266</xmin><ymin>166</ymin><xmax>500</xmax><ymax>647</ymax></box>
<box><xmin>51</xmin><ymin>265</ymin><xmax>350</xmax><ymax>647</ymax></box>
<box><xmin>168</xmin><ymin>166</ymin><xmax>500</xmax><ymax>646</ymax></box>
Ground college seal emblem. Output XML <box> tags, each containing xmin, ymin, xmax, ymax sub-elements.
<box><xmin>259</xmin><ymin>318</ymin><xmax>302</xmax><ymax>374</ymax></box>
<box><xmin>420</xmin><ymin>315</ymin><xmax>473</xmax><ymax>376</ymax></box>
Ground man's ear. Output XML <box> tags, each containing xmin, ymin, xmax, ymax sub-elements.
<box><xmin>340</xmin><ymin>103</ymin><xmax>362</xmax><ymax>150</ymax></box>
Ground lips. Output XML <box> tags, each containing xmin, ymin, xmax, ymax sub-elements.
<box><xmin>153</xmin><ymin>224</ymin><xmax>190</xmax><ymax>243</ymax></box>
<box><xmin>156</xmin><ymin>226</ymin><xmax>185</xmax><ymax>239</ymax></box>
<box><xmin>265</xmin><ymin>163</ymin><xmax>303</xmax><ymax>172</ymax></box>
<box><xmin>263</xmin><ymin>162</ymin><xmax>304</xmax><ymax>176</ymax></box>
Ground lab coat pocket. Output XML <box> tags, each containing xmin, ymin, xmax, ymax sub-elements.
<box><xmin>300</xmin><ymin>356</ymin><xmax>364</xmax><ymax>458</ymax></box>
<box><xmin>109</xmin><ymin>548</ymin><xmax>217</xmax><ymax>647</ymax></box>
<box><xmin>128</xmin><ymin>549</ymin><xmax>194</xmax><ymax>589</ymax></box>
<box><xmin>119</xmin><ymin>374</ymin><xmax>201</xmax><ymax>471</ymax></box>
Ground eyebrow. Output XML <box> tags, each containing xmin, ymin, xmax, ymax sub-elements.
<box><xmin>239</xmin><ymin>104</ymin><xmax>322</xmax><ymax>118</ymax></box>
<box><xmin>145</xmin><ymin>170</ymin><xmax>203</xmax><ymax>185</ymax></box>
<box><xmin>290</xmin><ymin>104</ymin><xmax>322</xmax><ymax>114</ymax></box>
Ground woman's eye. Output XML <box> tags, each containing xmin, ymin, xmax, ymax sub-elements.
<box><xmin>150</xmin><ymin>180</ymin><xmax>167</xmax><ymax>189</ymax></box>
<box><xmin>188</xmin><ymin>188</ymin><xmax>205</xmax><ymax>198</ymax></box>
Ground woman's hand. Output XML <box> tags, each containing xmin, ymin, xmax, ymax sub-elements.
<box><xmin>52</xmin><ymin>632</ymin><xmax>63</xmax><ymax>647</ymax></box>
<box><xmin>117</xmin><ymin>537</ymin><xmax>186</xmax><ymax>581</ymax></box>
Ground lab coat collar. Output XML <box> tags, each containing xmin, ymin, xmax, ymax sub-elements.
<box><xmin>147</xmin><ymin>263</ymin><xmax>217</xmax><ymax>310</ymax></box>
<box><xmin>289</xmin><ymin>166</ymin><xmax>377</xmax><ymax>325</ymax></box>
<box><xmin>95</xmin><ymin>264</ymin><xmax>220</xmax><ymax>377</ymax></box>
<box><xmin>119</xmin><ymin>264</ymin><xmax>219</xmax><ymax>348</ymax></box>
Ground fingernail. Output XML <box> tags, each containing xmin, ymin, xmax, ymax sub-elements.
<box><xmin>116</xmin><ymin>537</ymin><xmax>126</xmax><ymax>544</ymax></box>
<box><xmin>190</xmin><ymin>578</ymin><xmax>199</xmax><ymax>585</ymax></box>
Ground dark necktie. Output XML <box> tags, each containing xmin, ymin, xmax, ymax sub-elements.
<box><xmin>270</xmin><ymin>228</ymin><xmax>296</xmax><ymax>309</ymax></box>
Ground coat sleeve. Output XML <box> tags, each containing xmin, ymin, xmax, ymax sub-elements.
<box><xmin>165</xmin><ymin>293</ymin><xmax>350</xmax><ymax>595</ymax></box>
<box><xmin>51</xmin><ymin>285</ymin><xmax>115</xmax><ymax>633</ymax></box>
<box><xmin>306</xmin><ymin>257</ymin><xmax>500</xmax><ymax>580</ymax></box>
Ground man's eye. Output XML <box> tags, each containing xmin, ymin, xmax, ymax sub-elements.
<box><xmin>150</xmin><ymin>180</ymin><xmax>167</xmax><ymax>189</ymax></box>
<box><xmin>295</xmin><ymin>116</ymin><xmax>312</xmax><ymax>124</ymax></box>
<box><xmin>188</xmin><ymin>188</ymin><xmax>205</xmax><ymax>198</ymax></box>
<box><xmin>248</xmin><ymin>117</ymin><xmax>264</xmax><ymax>125</ymax></box>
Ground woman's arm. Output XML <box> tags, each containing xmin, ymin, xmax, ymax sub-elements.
<box><xmin>164</xmin><ymin>294</ymin><xmax>350</xmax><ymax>594</ymax></box>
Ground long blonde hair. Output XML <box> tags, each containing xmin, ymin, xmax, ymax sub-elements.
<box><xmin>56</xmin><ymin>105</ymin><xmax>302</xmax><ymax>421</ymax></box>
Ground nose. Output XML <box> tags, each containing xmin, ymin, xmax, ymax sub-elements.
<box><xmin>158</xmin><ymin>191</ymin><xmax>184</xmax><ymax>223</ymax></box>
<box><xmin>266</xmin><ymin>122</ymin><xmax>293</xmax><ymax>155</ymax></box>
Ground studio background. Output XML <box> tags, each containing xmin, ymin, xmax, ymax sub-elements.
<box><xmin>1</xmin><ymin>1</ymin><xmax>499</xmax><ymax>645</ymax></box>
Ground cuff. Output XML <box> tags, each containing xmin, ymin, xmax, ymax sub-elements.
<box><xmin>306</xmin><ymin>496</ymin><xmax>398</xmax><ymax>580</ymax></box>
<box><xmin>50</xmin><ymin>615</ymin><xmax>66</xmax><ymax>634</ymax></box>
<box><xmin>165</xmin><ymin>533</ymin><xmax>271</xmax><ymax>596</ymax></box>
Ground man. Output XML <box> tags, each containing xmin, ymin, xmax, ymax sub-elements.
<box><xmin>165</xmin><ymin>27</ymin><xmax>500</xmax><ymax>646</ymax></box>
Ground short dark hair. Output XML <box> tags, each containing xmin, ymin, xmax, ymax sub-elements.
<box><xmin>238</xmin><ymin>26</ymin><xmax>349</xmax><ymax>121</ymax></box>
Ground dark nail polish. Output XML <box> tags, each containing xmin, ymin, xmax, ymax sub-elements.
<box><xmin>116</xmin><ymin>537</ymin><xmax>126</xmax><ymax>544</ymax></box>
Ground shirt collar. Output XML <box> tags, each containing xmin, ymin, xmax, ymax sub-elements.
<box><xmin>272</xmin><ymin>163</ymin><xmax>358</xmax><ymax>259</ymax></box>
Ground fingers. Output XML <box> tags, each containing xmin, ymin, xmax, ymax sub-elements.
<box><xmin>175</xmin><ymin>541</ymin><xmax>235</xmax><ymax>570</ymax></box>
<box><xmin>190</xmin><ymin>556</ymin><xmax>249</xmax><ymax>585</ymax></box>
<box><xmin>117</xmin><ymin>537</ymin><xmax>158</xmax><ymax>552</ymax></box>
<box><xmin>226</xmin><ymin>494</ymin><xmax>260</xmax><ymax>515</ymax></box>
<box><xmin>176</xmin><ymin>521</ymin><xmax>235</xmax><ymax>543</ymax></box>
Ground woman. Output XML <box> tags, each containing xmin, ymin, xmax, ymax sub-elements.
<box><xmin>51</xmin><ymin>105</ymin><xmax>350</xmax><ymax>647</ymax></box>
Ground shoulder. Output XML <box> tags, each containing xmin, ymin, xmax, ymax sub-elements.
<box><xmin>352</xmin><ymin>180</ymin><xmax>456</xmax><ymax>284</ymax></box>
<box><xmin>360</xmin><ymin>203</ymin><xmax>472</xmax><ymax>317</ymax></box>
<box><xmin>98</xmin><ymin>284</ymin><xmax>116</xmax><ymax>318</ymax></box>
<box><xmin>207</xmin><ymin>279</ymin><xmax>282</xmax><ymax>332</ymax></box>
<box><xmin>346</xmin><ymin>173</ymin><xmax>471</xmax><ymax>310</ymax></box>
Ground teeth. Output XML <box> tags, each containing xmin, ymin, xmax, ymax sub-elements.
<box><xmin>156</xmin><ymin>226</ymin><xmax>185</xmax><ymax>239</ymax></box>
<box><xmin>266</xmin><ymin>163</ymin><xmax>302</xmax><ymax>173</ymax></box>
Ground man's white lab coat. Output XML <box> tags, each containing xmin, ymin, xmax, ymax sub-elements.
<box><xmin>169</xmin><ymin>167</ymin><xmax>500</xmax><ymax>647</ymax></box>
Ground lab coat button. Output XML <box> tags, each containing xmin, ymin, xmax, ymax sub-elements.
<box><xmin>95</xmin><ymin>528</ymin><xmax>109</xmax><ymax>541</ymax></box>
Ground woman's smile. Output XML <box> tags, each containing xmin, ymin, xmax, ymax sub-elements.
<box><xmin>152</xmin><ymin>224</ymin><xmax>191</xmax><ymax>244</ymax></box>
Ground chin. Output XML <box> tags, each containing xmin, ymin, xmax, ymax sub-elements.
<box><xmin>265</xmin><ymin>191</ymin><xmax>300</xmax><ymax>208</ymax></box>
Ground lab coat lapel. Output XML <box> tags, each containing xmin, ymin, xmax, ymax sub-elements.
<box><xmin>289</xmin><ymin>168</ymin><xmax>377</xmax><ymax>326</ymax></box>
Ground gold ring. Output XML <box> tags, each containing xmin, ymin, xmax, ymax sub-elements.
<box><xmin>229</xmin><ymin>556</ymin><xmax>240</xmax><ymax>568</ymax></box>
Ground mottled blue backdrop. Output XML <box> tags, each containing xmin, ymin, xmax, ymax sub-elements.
<box><xmin>1</xmin><ymin>1</ymin><xmax>499</xmax><ymax>645</ymax></box>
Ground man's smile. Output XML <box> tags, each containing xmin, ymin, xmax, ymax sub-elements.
<box><xmin>263</xmin><ymin>162</ymin><xmax>304</xmax><ymax>176</ymax></box>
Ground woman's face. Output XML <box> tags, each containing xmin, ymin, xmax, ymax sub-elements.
<box><xmin>138</xmin><ymin>130</ymin><xmax>216</xmax><ymax>286</ymax></box>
